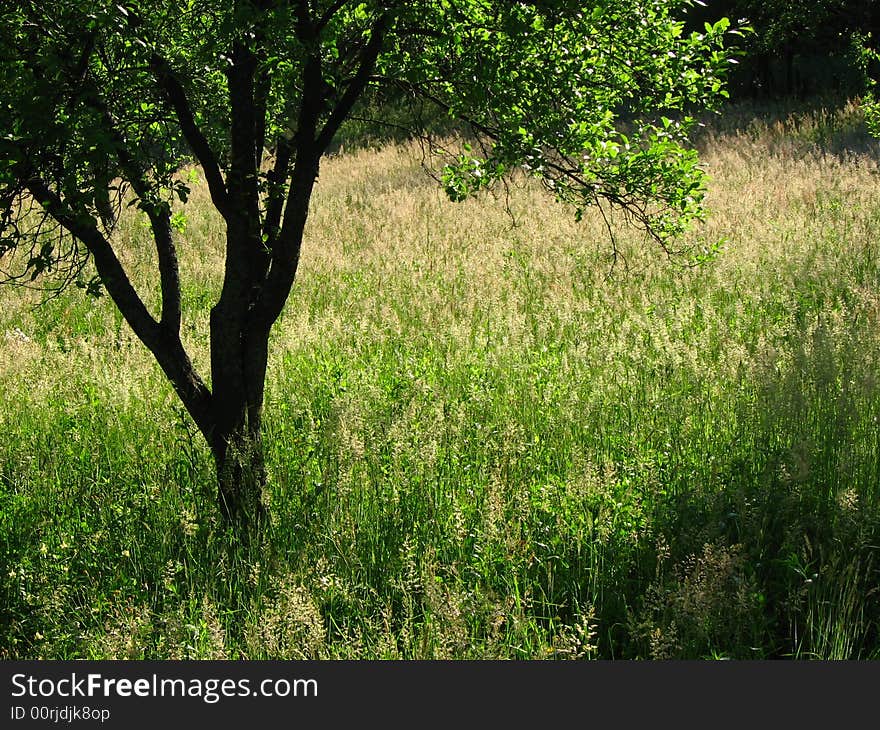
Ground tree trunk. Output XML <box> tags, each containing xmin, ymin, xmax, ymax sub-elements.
<box><xmin>207</xmin><ymin>283</ymin><xmax>271</xmax><ymax>531</ymax></box>
<box><xmin>213</xmin><ymin>424</ymin><xmax>268</xmax><ymax>529</ymax></box>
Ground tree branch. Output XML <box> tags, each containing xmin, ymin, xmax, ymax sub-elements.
<box><xmin>315</xmin><ymin>13</ymin><xmax>389</xmax><ymax>151</ymax></box>
<box><xmin>262</xmin><ymin>138</ymin><xmax>293</xmax><ymax>246</ymax></box>
<box><xmin>71</xmin><ymin>71</ymin><xmax>185</xmax><ymax>337</ymax></box>
<box><xmin>115</xmin><ymin>5</ymin><xmax>231</xmax><ymax>220</ymax></box>
<box><xmin>149</xmin><ymin>209</ymin><xmax>183</xmax><ymax>335</ymax></box>
<box><xmin>294</xmin><ymin>0</ymin><xmax>317</xmax><ymax>41</ymax></box>
<box><xmin>149</xmin><ymin>54</ymin><xmax>232</xmax><ymax>220</ymax></box>
<box><xmin>315</xmin><ymin>0</ymin><xmax>351</xmax><ymax>35</ymax></box>
<box><xmin>25</xmin><ymin>178</ymin><xmax>213</xmax><ymax>434</ymax></box>
<box><xmin>227</xmin><ymin>40</ymin><xmax>262</xmax><ymax>222</ymax></box>
<box><xmin>25</xmin><ymin>178</ymin><xmax>158</xmax><ymax>344</ymax></box>
<box><xmin>253</xmin><ymin>48</ymin><xmax>271</xmax><ymax>168</ymax></box>
<box><xmin>250</xmin><ymin>50</ymin><xmax>325</xmax><ymax>330</ymax></box>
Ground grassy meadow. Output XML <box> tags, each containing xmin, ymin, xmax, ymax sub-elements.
<box><xmin>1</xmin><ymin>100</ymin><xmax>880</xmax><ymax>659</ymax></box>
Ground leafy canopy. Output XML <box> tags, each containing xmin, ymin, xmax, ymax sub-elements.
<box><xmin>859</xmin><ymin>37</ymin><xmax>880</xmax><ymax>136</ymax></box>
<box><xmin>0</xmin><ymin>0</ymin><xmax>738</xmax><ymax>290</ymax></box>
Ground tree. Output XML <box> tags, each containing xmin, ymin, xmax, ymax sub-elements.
<box><xmin>688</xmin><ymin>0</ymin><xmax>880</xmax><ymax>97</ymax></box>
<box><xmin>0</xmin><ymin>1</ymin><xmax>737</xmax><ymax>534</ymax></box>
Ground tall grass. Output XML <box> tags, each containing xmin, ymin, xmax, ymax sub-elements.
<box><xmin>1</xmin><ymin>101</ymin><xmax>879</xmax><ymax>659</ymax></box>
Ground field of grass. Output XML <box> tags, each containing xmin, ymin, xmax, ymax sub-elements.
<box><xmin>2</xmin><ymin>100</ymin><xmax>879</xmax><ymax>659</ymax></box>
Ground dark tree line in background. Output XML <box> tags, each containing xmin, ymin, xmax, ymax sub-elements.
<box><xmin>688</xmin><ymin>0</ymin><xmax>880</xmax><ymax>98</ymax></box>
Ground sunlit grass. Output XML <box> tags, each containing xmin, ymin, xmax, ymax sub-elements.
<box><xmin>1</xmin><ymin>100</ymin><xmax>879</xmax><ymax>659</ymax></box>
